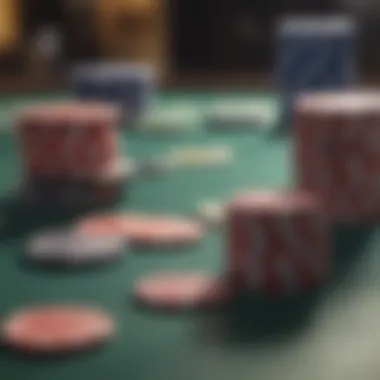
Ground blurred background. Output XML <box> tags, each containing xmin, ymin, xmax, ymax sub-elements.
<box><xmin>0</xmin><ymin>0</ymin><xmax>380</xmax><ymax>90</ymax></box>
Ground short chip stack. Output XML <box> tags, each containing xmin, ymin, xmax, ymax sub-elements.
<box><xmin>17</xmin><ymin>102</ymin><xmax>129</xmax><ymax>207</ymax></box>
<box><xmin>226</xmin><ymin>190</ymin><xmax>330</xmax><ymax>294</ymax></box>
<box><xmin>276</xmin><ymin>15</ymin><xmax>356</xmax><ymax>127</ymax></box>
<box><xmin>294</xmin><ymin>91</ymin><xmax>380</xmax><ymax>221</ymax></box>
<box><xmin>71</xmin><ymin>62</ymin><xmax>155</xmax><ymax>122</ymax></box>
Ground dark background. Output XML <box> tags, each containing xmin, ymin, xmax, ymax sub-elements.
<box><xmin>3</xmin><ymin>0</ymin><xmax>380</xmax><ymax>86</ymax></box>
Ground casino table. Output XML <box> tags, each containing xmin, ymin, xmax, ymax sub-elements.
<box><xmin>0</xmin><ymin>90</ymin><xmax>379</xmax><ymax>380</ymax></box>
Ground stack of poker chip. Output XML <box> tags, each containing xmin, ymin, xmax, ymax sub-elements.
<box><xmin>275</xmin><ymin>15</ymin><xmax>356</xmax><ymax>128</ymax></box>
<box><xmin>225</xmin><ymin>190</ymin><xmax>330</xmax><ymax>295</ymax></box>
<box><xmin>71</xmin><ymin>62</ymin><xmax>155</xmax><ymax>123</ymax></box>
<box><xmin>294</xmin><ymin>91</ymin><xmax>380</xmax><ymax>222</ymax></box>
<box><xmin>17</xmin><ymin>102</ymin><xmax>131</xmax><ymax>207</ymax></box>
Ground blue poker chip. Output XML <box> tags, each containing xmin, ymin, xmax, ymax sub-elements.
<box><xmin>71</xmin><ymin>62</ymin><xmax>155</xmax><ymax>119</ymax></box>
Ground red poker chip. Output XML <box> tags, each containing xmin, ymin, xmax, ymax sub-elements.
<box><xmin>134</xmin><ymin>272</ymin><xmax>231</xmax><ymax>310</ymax></box>
<box><xmin>228</xmin><ymin>190</ymin><xmax>321</xmax><ymax>214</ymax></box>
<box><xmin>122</xmin><ymin>215</ymin><xmax>204</xmax><ymax>248</ymax></box>
<box><xmin>76</xmin><ymin>213</ymin><xmax>204</xmax><ymax>248</ymax></box>
<box><xmin>18</xmin><ymin>102</ymin><xmax>121</xmax><ymax>126</ymax></box>
<box><xmin>75</xmin><ymin>214</ymin><xmax>128</xmax><ymax>236</ymax></box>
<box><xmin>1</xmin><ymin>305</ymin><xmax>115</xmax><ymax>354</ymax></box>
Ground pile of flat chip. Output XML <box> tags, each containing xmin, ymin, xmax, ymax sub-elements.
<box><xmin>75</xmin><ymin>212</ymin><xmax>204</xmax><ymax>249</ymax></box>
<box><xmin>16</xmin><ymin>102</ymin><xmax>132</xmax><ymax>207</ymax></box>
<box><xmin>23</xmin><ymin>212</ymin><xmax>204</xmax><ymax>271</ymax></box>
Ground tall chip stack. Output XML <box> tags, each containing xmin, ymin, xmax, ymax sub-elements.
<box><xmin>71</xmin><ymin>62</ymin><xmax>155</xmax><ymax>123</ymax></box>
<box><xmin>294</xmin><ymin>91</ymin><xmax>380</xmax><ymax>222</ymax></box>
<box><xmin>275</xmin><ymin>15</ymin><xmax>356</xmax><ymax>131</ymax></box>
<box><xmin>226</xmin><ymin>190</ymin><xmax>330</xmax><ymax>294</ymax></box>
<box><xmin>17</xmin><ymin>102</ymin><xmax>131</xmax><ymax>207</ymax></box>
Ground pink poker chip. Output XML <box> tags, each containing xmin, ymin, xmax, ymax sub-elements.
<box><xmin>1</xmin><ymin>305</ymin><xmax>115</xmax><ymax>354</ymax></box>
<box><xmin>134</xmin><ymin>272</ymin><xmax>232</xmax><ymax>310</ymax></box>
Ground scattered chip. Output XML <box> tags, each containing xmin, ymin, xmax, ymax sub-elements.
<box><xmin>74</xmin><ymin>214</ymin><xmax>127</xmax><ymax>236</ymax></box>
<box><xmin>76</xmin><ymin>213</ymin><xmax>204</xmax><ymax>249</ymax></box>
<box><xmin>135</xmin><ymin>157</ymin><xmax>173</xmax><ymax>178</ymax></box>
<box><xmin>2</xmin><ymin>305</ymin><xmax>114</xmax><ymax>354</ymax></box>
<box><xmin>26</xmin><ymin>229</ymin><xmax>125</xmax><ymax>265</ymax></box>
<box><xmin>124</xmin><ymin>215</ymin><xmax>204</xmax><ymax>248</ymax></box>
<box><xmin>134</xmin><ymin>272</ymin><xmax>231</xmax><ymax>310</ymax></box>
<box><xmin>206</xmin><ymin>99</ymin><xmax>279</xmax><ymax>130</ymax></box>
<box><xmin>138</xmin><ymin>106</ymin><xmax>199</xmax><ymax>133</ymax></box>
<box><xmin>196</xmin><ymin>199</ymin><xmax>225</xmax><ymax>227</ymax></box>
<box><xmin>167</xmin><ymin>145</ymin><xmax>233</xmax><ymax>168</ymax></box>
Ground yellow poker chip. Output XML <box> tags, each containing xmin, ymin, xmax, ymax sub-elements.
<box><xmin>196</xmin><ymin>200</ymin><xmax>225</xmax><ymax>227</ymax></box>
<box><xmin>168</xmin><ymin>145</ymin><xmax>233</xmax><ymax>167</ymax></box>
<box><xmin>139</xmin><ymin>106</ymin><xmax>199</xmax><ymax>133</ymax></box>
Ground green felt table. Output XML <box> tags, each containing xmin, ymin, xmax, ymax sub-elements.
<box><xmin>0</xmin><ymin>91</ymin><xmax>378</xmax><ymax>380</ymax></box>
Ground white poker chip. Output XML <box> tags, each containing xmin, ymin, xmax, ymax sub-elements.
<box><xmin>26</xmin><ymin>229</ymin><xmax>126</xmax><ymax>265</ymax></box>
<box><xmin>296</xmin><ymin>91</ymin><xmax>380</xmax><ymax>115</ymax></box>
<box><xmin>138</xmin><ymin>106</ymin><xmax>199</xmax><ymax>133</ymax></box>
<box><xmin>206</xmin><ymin>99</ymin><xmax>278</xmax><ymax>130</ymax></box>
<box><xmin>277</xmin><ymin>15</ymin><xmax>356</xmax><ymax>37</ymax></box>
<box><xmin>135</xmin><ymin>157</ymin><xmax>174</xmax><ymax>177</ymax></box>
<box><xmin>196</xmin><ymin>200</ymin><xmax>225</xmax><ymax>227</ymax></box>
<box><xmin>70</xmin><ymin>157</ymin><xmax>137</xmax><ymax>182</ymax></box>
<box><xmin>167</xmin><ymin>144</ymin><xmax>233</xmax><ymax>168</ymax></box>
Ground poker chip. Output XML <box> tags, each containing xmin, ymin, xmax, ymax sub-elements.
<box><xmin>229</xmin><ymin>190</ymin><xmax>322</xmax><ymax>214</ymax></box>
<box><xmin>226</xmin><ymin>190</ymin><xmax>329</xmax><ymax>293</ymax></box>
<box><xmin>17</xmin><ymin>101</ymin><xmax>121</xmax><ymax>178</ymax></box>
<box><xmin>74</xmin><ymin>214</ymin><xmax>127</xmax><ymax>236</ymax></box>
<box><xmin>1</xmin><ymin>305</ymin><xmax>114</xmax><ymax>354</ymax></box>
<box><xmin>295</xmin><ymin>91</ymin><xmax>380</xmax><ymax>221</ymax></box>
<box><xmin>206</xmin><ymin>99</ymin><xmax>278</xmax><ymax>130</ymax></box>
<box><xmin>71</xmin><ymin>62</ymin><xmax>155</xmax><ymax>120</ymax></box>
<box><xmin>124</xmin><ymin>215</ymin><xmax>204</xmax><ymax>248</ymax></box>
<box><xmin>26</xmin><ymin>229</ymin><xmax>125</xmax><ymax>265</ymax></box>
<box><xmin>76</xmin><ymin>213</ymin><xmax>204</xmax><ymax>249</ymax></box>
<box><xmin>18</xmin><ymin>102</ymin><xmax>121</xmax><ymax>125</ymax></box>
<box><xmin>167</xmin><ymin>145</ymin><xmax>233</xmax><ymax>168</ymax></box>
<box><xmin>138</xmin><ymin>106</ymin><xmax>199</xmax><ymax>133</ymax></box>
<box><xmin>275</xmin><ymin>15</ymin><xmax>356</xmax><ymax>132</ymax></box>
<box><xmin>134</xmin><ymin>272</ymin><xmax>231</xmax><ymax>310</ymax></box>
<box><xmin>135</xmin><ymin>157</ymin><xmax>173</xmax><ymax>178</ymax></box>
<box><xmin>196</xmin><ymin>199</ymin><xmax>225</xmax><ymax>227</ymax></box>
<box><xmin>296</xmin><ymin>91</ymin><xmax>380</xmax><ymax>115</ymax></box>
<box><xmin>73</xmin><ymin>156</ymin><xmax>136</xmax><ymax>182</ymax></box>
<box><xmin>21</xmin><ymin>157</ymin><xmax>132</xmax><ymax>207</ymax></box>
